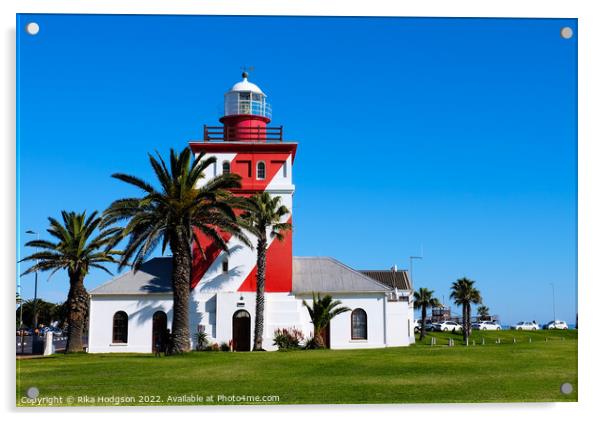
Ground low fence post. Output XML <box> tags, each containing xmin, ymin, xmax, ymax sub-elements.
<box><xmin>43</xmin><ymin>332</ymin><xmax>54</xmax><ymax>356</ymax></box>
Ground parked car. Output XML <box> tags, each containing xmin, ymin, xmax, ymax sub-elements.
<box><xmin>426</xmin><ymin>322</ymin><xmax>438</xmax><ymax>331</ymax></box>
<box><xmin>473</xmin><ymin>321</ymin><xmax>502</xmax><ymax>331</ymax></box>
<box><xmin>543</xmin><ymin>320</ymin><xmax>569</xmax><ymax>330</ymax></box>
<box><xmin>435</xmin><ymin>321</ymin><xmax>462</xmax><ymax>332</ymax></box>
<box><xmin>511</xmin><ymin>321</ymin><xmax>539</xmax><ymax>331</ymax></box>
<box><xmin>40</xmin><ymin>326</ymin><xmax>63</xmax><ymax>336</ymax></box>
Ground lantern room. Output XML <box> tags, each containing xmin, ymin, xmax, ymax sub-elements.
<box><xmin>210</xmin><ymin>72</ymin><xmax>281</xmax><ymax>142</ymax></box>
<box><xmin>223</xmin><ymin>71</ymin><xmax>272</xmax><ymax>120</ymax></box>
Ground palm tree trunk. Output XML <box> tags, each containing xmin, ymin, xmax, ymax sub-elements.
<box><xmin>65</xmin><ymin>270</ymin><xmax>88</xmax><ymax>353</ymax></box>
<box><xmin>170</xmin><ymin>230</ymin><xmax>192</xmax><ymax>353</ymax></box>
<box><xmin>314</xmin><ymin>322</ymin><xmax>326</xmax><ymax>348</ymax></box>
<box><xmin>466</xmin><ymin>303</ymin><xmax>472</xmax><ymax>339</ymax></box>
<box><xmin>253</xmin><ymin>236</ymin><xmax>267</xmax><ymax>351</ymax></box>
<box><xmin>420</xmin><ymin>304</ymin><xmax>427</xmax><ymax>341</ymax></box>
<box><xmin>462</xmin><ymin>303</ymin><xmax>468</xmax><ymax>343</ymax></box>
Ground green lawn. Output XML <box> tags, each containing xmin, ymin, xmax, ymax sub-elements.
<box><xmin>16</xmin><ymin>330</ymin><xmax>577</xmax><ymax>406</ymax></box>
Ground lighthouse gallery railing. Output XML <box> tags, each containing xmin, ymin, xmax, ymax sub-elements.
<box><xmin>203</xmin><ymin>125</ymin><xmax>284</xmax><ymax>142</ymax></box>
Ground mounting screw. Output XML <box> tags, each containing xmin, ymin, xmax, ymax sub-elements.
<box><xmin>560</xmin><ymin>382</ymin><xmax>573</xmax><ymax>395</ymax></box>
<box><xmin>26</xmin><ymin>22</ymin><xmax>40</xmax><ymax>36</ymax></box>
<box><xmin>560</xmin><ymin>27</ymin><xmax>573</xmax><ymax>39</ymax></box>
<box><xmin>26</xmin><ymin>386</ymin><xmax>39</xmax><ymax>399</ymax></box>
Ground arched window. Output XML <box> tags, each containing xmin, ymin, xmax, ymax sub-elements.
<box><xmin>112</xmin><ymin>311</ymin><xmax>128</xmax><ymax>343</ymax></box>
<box><xmin>256</xmin><ymin>161</ymin><xmax>266</xmax><ymax>180</ymax></box>
<box><xmin>222</xmin><ymin>161</ymin><xmax>230</xmax><ymax>175</ymax></box>
<box><xmin>351</xmin><ymin>308</ymin><xmax>367</xmax><ymax>340</ymax></box>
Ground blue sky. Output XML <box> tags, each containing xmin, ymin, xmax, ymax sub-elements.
<box><xmin>17</xmin><ymin>15</ymin><xmax>577</xmax><ymax>325</ymax></box>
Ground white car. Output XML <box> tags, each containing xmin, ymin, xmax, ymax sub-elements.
<box><xmin>512</xmin><ymin>321</ymin><xmax>539</xmax><ymax>331</ymax></box>
<box><xmin>435</xmin><ymin>321</ymin><xmax>462</xmax><ymax>332</ymax></box>
<box><xmin>543</xmin><ymin>320</ymin><xmax>569</xmax><ymax>330</ymax></box>
<box><xmin>473</xmin><ymin>321</ymin><xmax>502</xmax><ymax>331</ymax></box>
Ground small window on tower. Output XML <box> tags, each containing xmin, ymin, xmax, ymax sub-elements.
<box><xmin>222</xmin><ymin>259</ymin><xmax>229</xmax><ymax>273</ymax></box>
<box><xmin>222</xmin><ymin>161</ymin><xmax>230</xmax><ymax>174</ymax></box>
<box><xmin>257</xmin><ymin>161</ymin><xmax>266</xmax><ymax>180</ymax></box>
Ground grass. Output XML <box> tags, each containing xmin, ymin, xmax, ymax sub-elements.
<box><xmin>16</xmin><ymin>330</ymin><xmax>577</xmax><ymax>406</ymax></box>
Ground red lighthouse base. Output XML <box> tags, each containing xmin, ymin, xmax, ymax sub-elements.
<box><xmin>219</xmin><ymin>115</ymin><xmax>271</xmax><ymax>142</ymax></box>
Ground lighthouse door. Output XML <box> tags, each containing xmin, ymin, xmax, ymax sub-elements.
<box><xmin>152</xmin><ymin>311</ymin><xmax>167</xmax><ymax>353</ymax></box>
<box><xmin>232</xmin><ymin>310</ymin><xmax>251</xmax><ymax>351</ymax></box>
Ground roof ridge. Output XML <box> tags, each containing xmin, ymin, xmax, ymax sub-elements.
<box><xmin>324</xmin><ymin>257</ymin><xmax>392</xmax><ymax>291</ymax></box>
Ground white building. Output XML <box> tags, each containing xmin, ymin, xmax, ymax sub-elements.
<box><xmin>87</xmin><ymin>73</ymin><xmax>415</xmax><ymax>353</ymax></box>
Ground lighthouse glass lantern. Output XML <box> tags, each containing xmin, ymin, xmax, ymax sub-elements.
<box><xmin>216</xmin><ymin>71</ymin><xmax>277</xmax><ymax>141</ymax></box>
<box><xmin>223</xmin><ymin>72</ymin><xmax>272</xmax><ymax>119</ymax></box>
<box><xmin>202</xmin><ymin>72</ymin><xmax>282</xmax><ymax>142</ymax></box>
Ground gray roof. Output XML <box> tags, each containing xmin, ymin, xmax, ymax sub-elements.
<box><xmin>91</xmin><ymin>256</ymin><xmax>392</xmax><ymax>296</ymax></box>
<box><xmin>90</xmin><ymin>257</ymin><xmax>173</xmax><ymax>295</ymax></box>
<box><xmin>291</xmin><ymin>257</ymin><xmax>392</xmax><ymax>294</ymax></box>
<box><xmin>360</xmin><ymin>270</ymin><xmax>412</xmax><ymax>290</ymax></box>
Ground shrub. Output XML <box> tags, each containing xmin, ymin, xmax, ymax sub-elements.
<box><xmin>273</xmin><ymin>327</ymin><xmax>304</xmax><ymax>350</ymax></box>
<box><xmin>219</xmin><ymin>342</ymin><xmax>231</xmax><ymax>352</ymax></box>
<box><xmin>303</xmin><ymin>335</ymin><xmax>323</xmax><ymax>350</ymax></box>
<box><xmin>196</xmin><ymin>332</ymin><xmax>209</xmax><ymax>351</ymax></box>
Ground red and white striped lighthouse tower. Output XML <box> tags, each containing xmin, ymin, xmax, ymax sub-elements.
<box><xmin>189</xmin><ymin>72</ymin><xmax>297</xmax><ymax>293</ymax></box>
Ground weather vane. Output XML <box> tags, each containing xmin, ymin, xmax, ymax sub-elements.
<box><xmin>240</xmin><ymin>65</ymin><xmax>255</xmax><ymax>78</ymax></box>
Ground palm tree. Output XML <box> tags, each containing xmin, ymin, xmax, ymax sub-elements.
<box><xmin>20</xmin><ymin>211</ymin><xmax>121</xmax><ymax>352</ymax></box>
<box><xmin>477</xmin><ymin>305</ymin><xmax>490</xmax><ymax>321</ymax></box>
<box><xmin>103</xmin><ymin>148</ymin><xmax>249</xmax><ymax>353</ymax></box>
<box><xmin>239</xmin><ymin>192</ymin><xmax>291</xmax><ymax>351</ymax></box>
<box><xmin>413</xmin><ymin>288</ymin><xmax>440</xmax><ymax>341</ymax></box>
<box><xmin>302</xmin><ymin>293</ymin><xmax>350</xmax><ymax>348</ymax></box>
<box><xmin>450</xmin><ymin>277</ymin><xmax>482</xmax><ymax>344</ymax></box>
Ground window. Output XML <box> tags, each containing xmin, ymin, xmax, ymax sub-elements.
<box><xmin>256</xmin><ymin>161</ymin><xmax>266</xmax><ymax>180</ymax></box>
<box><xmin>222</xmin><ymin>259</ymin><xmax>229</xmax><ymax>273</ymax></box>
<box><xmin>351</xmin><ymin>309</ymin><xmax>367</xmax><ymax>340</ymax></box>
<box><xmin>112</xmin><ymin>311</ymin><xmax>128</xmax><ymax>343</ymax></box>
<box><xmin>282</xmin><ymin>161</ymin><xmax>287</xmax><ymax>178</ymax></box>
<box><xmin>222</xmin><ymin>161</ymin><xmax>230</xmax><ymax>175</ymax></box>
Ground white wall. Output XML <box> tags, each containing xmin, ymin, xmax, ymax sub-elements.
<box><xmin>211</xmin><ymin>292</ymin><xmax>302</xmax><ymax>351</ymax></box>
<box><xmin>385</xmin><ymin>299</ymin><xmax>414</xmax><ymax>347</ymax></box>
<box><xmin>294</xmin><ymin>293</ymin><xmax>387</xmax><ymax>349</ymax></box>
<box><xmin>88</xmin><ymin>294</ymin><xmax>173</xmax><ymax>353</ymax></box>
<box><xmin>89</xmin><ymin>290</ymin><xmax>415</xmax><ymax>353</ymax></box>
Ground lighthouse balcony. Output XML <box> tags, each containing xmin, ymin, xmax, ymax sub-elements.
<box><xmin>203</xmin><ymin>125</ymin><xmax>284</xmax><ymax>142</ymax></box>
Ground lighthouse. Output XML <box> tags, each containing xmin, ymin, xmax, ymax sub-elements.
<box><xmin>88</xmin><ymin>72</ymin><xmax>415</xmax><ymax>354</ymax></box>
<box><xmin>190</xmin><ymin>72</ymin><xmax>297</xmax><ymax>293</ymax></box>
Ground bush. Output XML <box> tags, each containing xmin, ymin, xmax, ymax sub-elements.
<box><xmin>196</xmin><ymin>332</ymin><xmax>209</xmax><ymax>351</ymax></box>
<box><xmin>219</xmin><ymin>342</ymin><xmax>231</xmax><ymax>352</ymax></box>
<box><xmin>303</xmin><ymin>335</ymin><xmax>322</xmax><ymax>349</ymax></box>
<box><xmin>273</xmin><ymin>327</ymin><xmax>304</xmax><ymax>350</ymax></box>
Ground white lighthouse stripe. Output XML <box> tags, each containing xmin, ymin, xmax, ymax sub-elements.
<box><xmin>194</xmin><ymin>152</ymin><xmax>237</xmax><ymax>188</ymax></box>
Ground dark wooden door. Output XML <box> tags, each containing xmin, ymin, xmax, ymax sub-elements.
<box><xmin>232</xmin><ymin>310</ymin><xmax>251</xmax><ymax>351</ymax></box>
<box><xmin>152</xmin><ymin>311</ymin><xmax>167</xmax><ymax>352</ymax></box>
